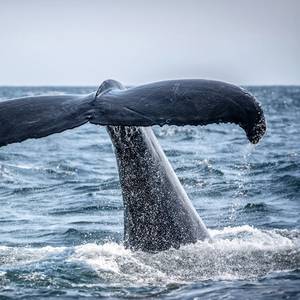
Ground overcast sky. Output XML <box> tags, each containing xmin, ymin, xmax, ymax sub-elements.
<box><xmin>0</xmin><ymin>0</ymin><xmax>299</xmax><ymax>86</ymax></box>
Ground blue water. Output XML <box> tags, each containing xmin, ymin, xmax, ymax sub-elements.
<box><xmin>0</xmin><ymin>86</ymin><xmax>299</xmax><ymax>299</ymax></box>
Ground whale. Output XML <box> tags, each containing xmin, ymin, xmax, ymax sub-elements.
<box><xmin>0</xmin><ymin>79</ymin><xmax>266</xmax><ymax>251</ymax></box>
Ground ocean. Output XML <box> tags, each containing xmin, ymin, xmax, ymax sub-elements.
<box><xmin>0</xmin><ymin>86</ymin><xmax>299</xmax><ymax>299</ymax></box>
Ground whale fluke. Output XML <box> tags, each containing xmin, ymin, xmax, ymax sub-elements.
<box><xmin>0</xmin><ymin>79</ymin><xmax>266</xmax><ymax>147</ymax></box>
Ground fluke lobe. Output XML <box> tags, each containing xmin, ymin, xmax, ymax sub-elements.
<box><xmin>0</xmin><ymin>79</ymin><xmax>266</xmax><ymax>251</ymax></box>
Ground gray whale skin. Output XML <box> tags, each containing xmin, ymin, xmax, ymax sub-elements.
<box><xmin>0</xmin><ymin>79</ymin><xmax>266</xmax><ymax>252</ymax></box>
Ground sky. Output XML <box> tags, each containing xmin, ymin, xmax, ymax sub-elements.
<box><xmin>0</xmin><ymin>0</ymin><xmax>299</xmax><ymax>86</ymax></box>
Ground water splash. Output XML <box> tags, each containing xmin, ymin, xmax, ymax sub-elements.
<box><xmin>0</xmin><ymin>226</ymin><xmax>298</xmax><ymax>289</ymax></box>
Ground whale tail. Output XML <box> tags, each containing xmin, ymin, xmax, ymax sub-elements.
<box><xmin>0</xmin><ymin>79</ymin><xmax>266</xmax><ymax>147</ymax></box>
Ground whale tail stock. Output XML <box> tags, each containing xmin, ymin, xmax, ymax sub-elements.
<box><xmin>0</xmin><ymin>79</ymin><xmax>266</xmax><ymax>147</ymax></box>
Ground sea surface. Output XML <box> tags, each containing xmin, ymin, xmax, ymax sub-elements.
<box><xmin>0</xmin><ymin>86</ymin><xmax>299</xmax><ymax>299</ymax></box>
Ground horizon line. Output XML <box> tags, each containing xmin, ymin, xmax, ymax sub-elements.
<box><xmin>1</xmin><ymin>83</ymin><xmax>300</xmax><ymax>88</ymax></box>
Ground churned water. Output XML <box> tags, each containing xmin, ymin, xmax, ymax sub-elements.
<box><xmin>0</xmin><ymin>86</ymin><xmax>299</xmax><ymax>299</ymax></box>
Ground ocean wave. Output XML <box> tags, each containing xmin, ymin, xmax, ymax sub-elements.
<box><xmin>240</xmin><ymin>202</ymin><xmax>276</xmax><ymax>213</ymax></box>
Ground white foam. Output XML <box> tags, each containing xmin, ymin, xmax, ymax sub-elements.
<box><xmin>1</xmin><ymin>226</ymin><xmax>299</xmax><ymax>285</ymax></box>
<box><xmin>0</xmin><ymin>245</ymin><xmax>66</xmax><ymax>267</ymax></box>
<box><xmin>67</xmin><ymin>226</ymin><xmax>299</xmax><ymax>284</ymax></box>
<box><xmin>70</xmin><ymin>243</ymin><xmax>129</xmax><ymax>273</ymax></box>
